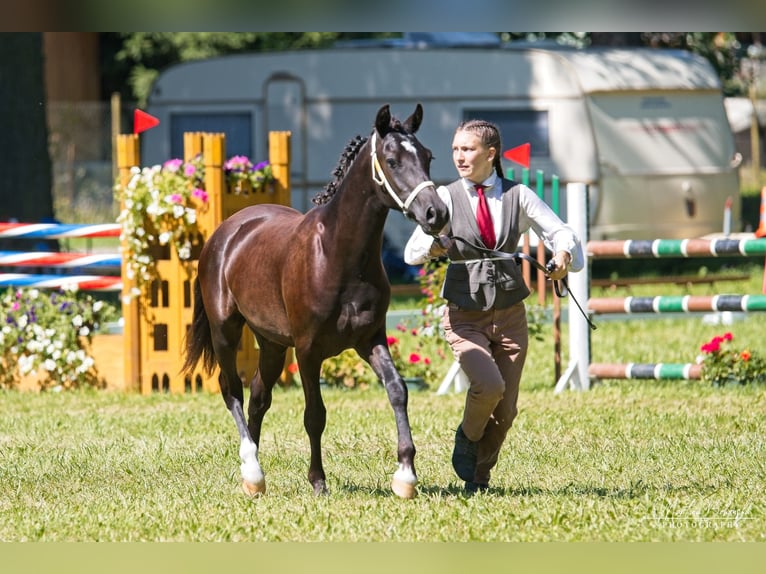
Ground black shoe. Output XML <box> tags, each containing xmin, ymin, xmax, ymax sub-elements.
<box><xmin>451</xmin><ymin>425</ymin><xmax>478</xmax><ymax>482</ymax></box>
<box><xmin>464</xmin><ymin>481</ymin><xmax>489</xmax><ymax>494</ymax></box>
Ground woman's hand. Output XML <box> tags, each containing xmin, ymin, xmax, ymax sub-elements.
<box><xmin>428</xmin><ymin>234</ymin><xmax>454</xmax><ymax>258</ymax></box>
<box><xmin>547</xmin><ymin>250</ymin><xmax>571</xmax><ymax>281</ymax></box>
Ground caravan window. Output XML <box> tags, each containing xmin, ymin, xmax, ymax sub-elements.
<box><xmin>170</xmin><ymin>113</ymin><xmax>252</xmax><ymax>159</ymax></box>
<box><xmin>463</xmin><ymin>109</ymin><xmax>549</xmax><ymax>157</ymax></box>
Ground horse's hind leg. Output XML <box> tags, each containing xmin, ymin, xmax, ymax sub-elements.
<box><xmin>246</xmin><ymin>337</ymin><xmax>287</xmax><ymax>452</ymax></box>
<box><xmin>211</xmin><ymin>317</ymin><xmax>266</xmax><ymax>496</ymax></box>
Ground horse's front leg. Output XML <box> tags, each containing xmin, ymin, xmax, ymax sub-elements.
<box><xmin>363</xmin><ymin>336</ymin><xmax>418</xmax><ymax>499</ymax></box>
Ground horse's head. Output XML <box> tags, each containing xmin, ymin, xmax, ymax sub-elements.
<box><xmin>370</xmin><ymin>104</ymin><xmax>449</xmax><ymax>235</ymax></box>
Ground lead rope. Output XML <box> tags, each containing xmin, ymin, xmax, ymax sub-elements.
<box><xmin>448</xmin><ymin>235</ymin><xmax>597</xmax><ymax>331</ymax></box>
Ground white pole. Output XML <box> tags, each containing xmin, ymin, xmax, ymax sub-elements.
<box><xmin>555</xmin><ymin>182</ymin><xmax>590</xmax><ymax>392</ymax></box>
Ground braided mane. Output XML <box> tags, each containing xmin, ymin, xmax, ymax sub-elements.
<box><xmin>312</xmin><ymin>135</ymin><xmax>368</xmax><ymax>206</ymax></box>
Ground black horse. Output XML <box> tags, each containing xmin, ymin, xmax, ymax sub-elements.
<box><xmin>182</xmin><ymin>104</ymin><xmax>448</xmax><ymax>498</ymax></box>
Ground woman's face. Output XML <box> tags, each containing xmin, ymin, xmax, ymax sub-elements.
<box><xmin>451</xmin><ymin>129</ymin><xmax>496</xmax><ymax>184</ymax></box>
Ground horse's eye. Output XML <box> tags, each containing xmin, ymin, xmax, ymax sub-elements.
<box><xmin>386</xmin><ymin>158</ymin><xmax>397</xmax><ymax>169</ymax></box>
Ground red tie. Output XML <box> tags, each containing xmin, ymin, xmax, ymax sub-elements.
<box><xmin>475</xmin><ymin>184</ymin><xmax>496</xmax><ymax>248</ymax></box>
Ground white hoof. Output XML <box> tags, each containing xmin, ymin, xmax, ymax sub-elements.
<box><xmin>242</xmin><ymin>478</ymin><xmax>266</xmax><ymax>497</ymax></box>
<box><xmin>391</xmin><ymin>477</ymin><xmax>417</xmax><ymax>499</ymax></box>
<box><xmin>391</xmin><ymin>466</ymin><xmax>417</xmax><ymax>499</ymax></box>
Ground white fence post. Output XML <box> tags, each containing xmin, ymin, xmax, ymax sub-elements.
<box><xmin>555</xmin><ymin>182</ymin><xmax>591</xmax><ymax>393</ymax></box>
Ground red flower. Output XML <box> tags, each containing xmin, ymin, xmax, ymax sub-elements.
<box><xmin>287</xmin><ymin>362</ymin><xmax>299</xmax><ymax>374</ymax></box>
<box><xmin>740</xmin><ymin>350</ymin><xmax>751</xmax><ymax>361</ymax></box>
<box><xmin>700</xmin><ymin>340</ymin><xmax>721</xmax><ymax>353</ymax></box>
<box><xmin>723</xmin><ymin>332</ymin><xmax>734</xmax><ymax>341</ymax></box>
<box><xmin>408</xmin><ymin>353</ymin><xmax>421</xmax><ymax>364</ymax></box>
<box><xmin>387</xmin><ymin>336</ymin><xmax>399</xmax><ymax>346</ymax></box>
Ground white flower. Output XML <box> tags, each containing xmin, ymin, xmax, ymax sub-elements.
<box><xmin>18</xmin><ymin>355</ymin><xmax>35</xmax><ymax>375</ymax></box>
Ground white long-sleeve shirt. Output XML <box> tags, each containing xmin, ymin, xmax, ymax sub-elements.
<box><xmin>403</xmin><ymin>173</ymin><xmax>584</xmax><ymax>272</ymax></box>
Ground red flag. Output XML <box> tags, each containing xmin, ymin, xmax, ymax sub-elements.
<box><xmin>503</xmin><ymin>143</ymin><xmax>530</xmax><ymax>168</ymax></box>
<box><xmin>133</xmin><ymin>109</ymin><xmax>160</xmax><ymax>134</ymax></box>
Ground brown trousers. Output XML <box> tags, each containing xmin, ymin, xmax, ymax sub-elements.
<box><xmin>442</xmin><ymin>301</ymin><xmax>528</xmax><ymax>483</ymax></box>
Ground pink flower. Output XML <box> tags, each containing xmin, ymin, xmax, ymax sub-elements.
<box><xmin>723</xmin><ymin>332</ymin><xmax>733</xmax><ymax>341</ymax></box>
<box><xmin>408</xmin><ymin>353</ymin><xmax>421</xmax><ymax>364</ymax></box>
<box><xmin>163</xmin><ymin>158</ymin><xmax>183</xmax><ymax>172</ymax></box>
<box><xmin>387</xmin><ymin>336</ymin><xmax>398</xmax><ymax>346</ymax></box>
<box><xmin>169</xmin><ymin>194</ymin><xmax>183</xmax><ymax>204</ymax></box>
<box><xmin>192</xmin><ymin>188</ymin><xmax>208</xmax><ymax>203</ymax></box>
<box><xmin>184</xmin><ymin>163</ymin><xmax>197</xmax><ymax>177</ymax></box>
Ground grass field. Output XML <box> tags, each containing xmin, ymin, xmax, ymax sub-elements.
<box><xmin>2</xmin><ymin>266</ymin><xmax>765</xmax><ymax>543</ymax></box>
<box><xmin>2</xmin><ymin>325</ymin><xmax>764</xmax><ymax>542</ymax></box>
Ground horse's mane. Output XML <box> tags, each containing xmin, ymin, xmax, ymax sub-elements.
<box><xmin>312</xmin><ymin>134</ymin><xmax>368</xmax><ymax>206</ymax></box>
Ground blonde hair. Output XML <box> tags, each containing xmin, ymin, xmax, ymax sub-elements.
<box><xmin>455</xmin><ymin>119</ymin><xmax>504</xmax><ymax>178</ymax></box>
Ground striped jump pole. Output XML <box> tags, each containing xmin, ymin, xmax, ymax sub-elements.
<box><xmin>0</xmin><ymin>251</ymin><xmax>121</xmax><ymax>269</ymax></box>
<box><xmin>0</xmin><ymin>273</ymin><xmax>122</xmax><ymax>291</ymax></box>
<box><xmin>588</xmin><ymin>237</ymin><xmax>766</xmax><ymax>259</ymax></box>
<box><xmin>588</xmin><ymin>363</ymin><xmax>702</xmax><ymax>380</ymax></box>
<box><xmin>588</xmin><ymin>294</ymin><xmax>766</xmax><ymax>314</ymax></box>
<box><xmin>0</xmin><ymin>222</ymin><xmax>121</xmax><ymax>239</ymax></box>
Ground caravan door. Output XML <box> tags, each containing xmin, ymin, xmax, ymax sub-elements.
<box><xmin>263</xmin><ymin>72</ymin><xmax>309</xmax><ymax>210</ymax></box>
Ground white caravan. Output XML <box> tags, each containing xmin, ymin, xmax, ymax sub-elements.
<box><xmin>144</xmin><ymin>42</ymin><xmax>741</xmax><ymax>252</ymax></box>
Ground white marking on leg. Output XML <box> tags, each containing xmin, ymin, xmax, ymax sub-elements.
<box><xmin>239</xmin><ymin>438</ymin><xmax>264</xmax><ymax>486</ymax></box>
<box><xmin>393</xmin><ymin>463</ymin><xmax>417</xmax><ymax>486</ymax></box>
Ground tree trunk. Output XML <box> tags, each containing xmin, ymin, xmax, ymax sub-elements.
<box><xmin>0</xmin><ymin>33</ymin><xmax>54</xmax><ymax>227</ymax></box>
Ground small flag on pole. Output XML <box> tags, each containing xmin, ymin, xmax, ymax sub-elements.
<box><xmin>133</xmin><ymin>109</ymin><xmax>160</xmax><ymax>134</ymax></box>
<box><xmin>502</xmin><ymin>143</ymin><xmax>530</xmax><ymax>168</ymax></box>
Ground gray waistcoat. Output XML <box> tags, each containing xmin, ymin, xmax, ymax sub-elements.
<box><xmin>442</xmin><ymin>179</ymin><xmax>530</xmax><ymax>311</ymax></box>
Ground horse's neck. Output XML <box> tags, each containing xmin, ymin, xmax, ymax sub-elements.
<box><xmin>319</xmin><ymin>161</ymin><xmax>389</xmax><ymax>259</ymax></box>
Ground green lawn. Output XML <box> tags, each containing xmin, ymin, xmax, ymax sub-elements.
<box><xmin>2</xmin><ymin>265</ymin><xmax>765</xmax><ymax>543</ymax></box>
<box><xmin>2</xmin><ymin>374</ymin><xmax>764</xmax><ymax>542</ymax></box>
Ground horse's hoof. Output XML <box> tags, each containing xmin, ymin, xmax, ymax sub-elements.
<box><xmin>391</xmin><ymin>477</ymin><xmax>417</xmax><ymax>499</ymax></box>
<box><xmin>242</xmin><ymin>478</ymin><xmax>266</xmax><ymax>497</ymax></box>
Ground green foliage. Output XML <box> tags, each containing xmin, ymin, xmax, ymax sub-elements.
<box><xmin>0</xmin><ymin>288</ymin><xmax>118</xmax><ymax>391</ymax></box>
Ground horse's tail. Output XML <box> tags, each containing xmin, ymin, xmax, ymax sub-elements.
<box><xmin>182</xmin><ymin>277</ymin><xmax>217</xmax><ymax>376</ymax></box>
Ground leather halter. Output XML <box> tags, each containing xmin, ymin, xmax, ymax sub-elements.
<box><xmin>370</xmin><ymin>131</ymin><xmax>434</xmax><ymax>216</ymax></box>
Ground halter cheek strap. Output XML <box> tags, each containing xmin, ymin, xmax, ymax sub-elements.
<box><xmin>370</xmin><ymin>131</ymin><xmax>435</xmax><ymax>215</ymax></box>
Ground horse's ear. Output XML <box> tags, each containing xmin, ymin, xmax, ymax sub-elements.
<box><xmin>403</xmin><ymin>104</ymin><xmax>423</xmax><ymax>134</ymax></box>
<box><xmin>375</xmin><ymin>104</ymin><xmax>392</xmax><ymax>135</ymax></box>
